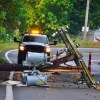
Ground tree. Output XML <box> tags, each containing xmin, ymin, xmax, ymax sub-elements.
<box><xmin>0</xmin><ymin>10</ymin><xmax>7</xmax><ymax>41</ymax></box>
<box><xmin>89</xmin><ymin>0</ymin><xmax>100</xmax><ymax>29</ymax></box>
<box><xmin>0</xmin><ymin>0</ymin><xmax>33</xmax><ymax>39</ymax></box>
<box><xmin>29</xmin><ymin>0</ymin><xmax>73</xmax><ymax>35</ymax></box>
<box><xmin>68</xmin><ymin>0</ymin><xmax>86</xmax><ymax>35</ymax></box>
<box><xmin>68</xmin><ymin>0</ymin><xmax>100</xmax><ymax>35</ymax></box>
<box><xmin>0</xmin><ymin>0</ymin><xmax>99</xmax><ymax>41</ymax></box>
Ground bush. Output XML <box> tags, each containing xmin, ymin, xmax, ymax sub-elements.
<box><xmin>0</xmin><ymin>57</ymin><xmax>6</xmax><ymax>64</ymax></box>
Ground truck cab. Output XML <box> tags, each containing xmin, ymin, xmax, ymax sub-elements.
<box><xmin>15</xmin><ymin>33</ymin><xmax>51</xmax><ymax>64</ymax></box>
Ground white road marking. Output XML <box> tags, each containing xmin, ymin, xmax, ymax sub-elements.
<box><xmin>5</xmin><ymin>49</ymin><xmax>17</xmax><ymax>64</ymax></box>
<box><xmin>5</xmin><ymin>85</ymin><xmax>13</xmax><ymax>100</ymax></box>
<box><xmin>5</xmin><ymin>49</ymin><xmax>17</xmax><ymax>100</ymax></box>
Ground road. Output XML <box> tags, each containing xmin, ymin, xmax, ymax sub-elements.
<box><xmin>4</xmin><ymin>48</ymin><xmax>100</xmax><ymax>74</ymax></box>
<box><xmin>0</xmin><ymin>85</ymin><xmax>100</xmax><ymax>100</ymax></box>
<box><xmin>0</xmin><ymin>48</ymin><xmax>100</xmax><ymax>100</ymax></box>
<box><xmin>0</xmin><ymin>86</ymin><xmax>6</xmax><ymax>100</ymax></box>
<box><xmin>10</xmin><ymin>87</ymin><xmax>100</xmax><ymax>100</ymax></box>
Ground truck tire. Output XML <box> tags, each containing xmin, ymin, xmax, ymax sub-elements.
<box><xmin>17</xmin><ymin>58</ymin><xmax>23</xmax><ymax>64</ymax></box>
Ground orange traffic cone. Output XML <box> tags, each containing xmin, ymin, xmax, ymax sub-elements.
<box><xmin>88</xmin><ymin>52</ymin><xmax>92</xmax><ymax>73</ymax></box>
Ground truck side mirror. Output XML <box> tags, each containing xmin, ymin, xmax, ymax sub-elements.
<box><xmin>14</xmin><ymin>37</ymin><xmax>17</xmax><ymax>42</ymax></box>
<box><xmin>14</xmin><ymin>37</ymin><xmax>21</xmax><ymax>43</ymax></box>
<box><xmin>54</xmin><ymin>40</ymin><xmax>57</xmax><ymax>45</ymax></box>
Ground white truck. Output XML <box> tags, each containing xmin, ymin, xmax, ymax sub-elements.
<box><xmin>14</xmin><ymin>32</ymin><xmax>57</xmax><ymax>65</ymax></box>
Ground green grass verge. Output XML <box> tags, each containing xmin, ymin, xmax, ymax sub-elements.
<box><xmin>0</xmin><ymin>42</ymin><xmax>18</xmax><ymax>53</ymax></box>
<box><xmin>0</xmin><ymin>57</ymin><xmax>6</xmax><ymax>63</ymax></box>
<box><xmin>51</xmin><ymin>42</ymin><xmax>100</xmax><ymax>48</ymax></box>
<box><xmin>0</xmin><ymin>42</ymin><xmax>18</xmax><ymax>63</ymax></box>
<box><xmin>78</xmin><ymin>41</ymin><xmax>100</xmax><ymax>48</ymax></box>
<box><xmin>51</xmin><ymin>44</ymin><xmax>65</xmax><ymax>48</ymax></box>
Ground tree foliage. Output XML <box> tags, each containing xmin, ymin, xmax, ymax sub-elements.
<box><xmin>28</xmin><ymin>0</ymin><xmax>73</xmax><ymax>35</ymax></box>
<box><xmin>89</xmin><ymin>0</ymin><xmax>100</xmax><ymax>29</ymax></box>
<box><xmin>68</xmin><ymin>0</ymin><xmax>100</xmax><ymax>35</ymax></box>
<box><xmin>0</xmin><ymin>0</ymin><xmax>100</xmax><ymax>41</ymax></box>
<box><xmin>0</xmin><ymin>0</ymin><xmax>33</xmax><ymax>41</ymax></box>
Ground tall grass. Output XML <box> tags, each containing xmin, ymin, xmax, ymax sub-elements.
<box><xmin>0</xmin><ymin>41</ymin><xmax>18</xmax><ymax>53</ymax></box>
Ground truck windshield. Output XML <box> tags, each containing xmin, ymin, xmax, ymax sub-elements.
<box><xmin>23</xmin><ymin>35</ymin><xmax>48</xmax><ymax>44</ymax></box>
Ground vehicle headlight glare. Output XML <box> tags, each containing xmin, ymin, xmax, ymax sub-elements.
<box><xmin>45</xmin><ymin>47</ymin><xmax>50</xmax><ymax>53</ymax></box>
<box><xmin>20</xmin><ymin>46</ymin><xmax>25</xmax><ymax>51</ymax></box>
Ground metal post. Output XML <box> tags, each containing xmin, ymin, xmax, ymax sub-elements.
<box><xmin>84</xmin><ymin>0</ymin><xmax>90</xmax><ymax>40</ymax></box>
<box><xmin>88</xmin><ymin>52</ymin><xmax>92</xmax><ymax>73</ymax></box>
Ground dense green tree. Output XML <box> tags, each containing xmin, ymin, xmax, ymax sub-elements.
<box><xmin>68</xmin><ymin>0</ymin><xmax>86</xmax><ymax>35</ymax></box>
<box><xmin>29</xmin><ymin>0</ymin><xmax>73</xmax><ymax>35</ymax></box>
<box><xmin>0</xmin><ymin>8</ymin><xmax>7</xmax><ymax>41</ymax></box>
<box><xmin>68</xmin><ymin>0</ymin><xmax>100</xmax><ymax>35</ymax></box>
<box><xmin>0</xmin><ymin>0</ymin><xmax>33</xmax><ymax>40</ymax></box>
<box><xmin>0</xmin><ymin>0</ymin><xmax>100</xmax><ymax>41</ymax></box>
<box><xmin>89</xmin><ymin>0</ymin><xmax>100</xmax><ymax>29</ymax></box>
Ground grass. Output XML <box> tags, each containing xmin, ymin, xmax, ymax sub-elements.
<box><xmin>0</xmin><ymin>42</ymin><xmax>18</xmax><ymax>63</ymax></box>
<box><xmin>0</xmin><ymin>42</ymin><xmax>18</xmax><ymax>53</ymax></box>
<box><xmin>0</xmin><ymin>57</ymin><xmax>6</xmax><ymax>63</ymax></box>
<box><xmin>51</xmin><ymin>41</ymin><xmax>100</xmax><ymax>48</ymax></box>
<box><xmin>78</xmin><ymin>41</ymin><xmax>100</xmax><ymax>48</ymax></box>
<box><xmin>51</xmin><ymin>44</ymin><xmax>65</xmax><ymax>48</ymax></box>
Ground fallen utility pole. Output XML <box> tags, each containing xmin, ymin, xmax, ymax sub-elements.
<box><xmin>0</xmin><ymin>63</ymin><xmax>33</xmax><ymax>71</ymax></box>
<box><xmin>56</xmin><ymin>27</ymin><xmax>96</xmax><ymax>88</ymax></box>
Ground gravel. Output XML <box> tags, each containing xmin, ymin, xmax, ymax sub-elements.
<box><xmin>0</xmin><ymin>71</ymin><xmax>100</xmax><ymax>89</ymax></box>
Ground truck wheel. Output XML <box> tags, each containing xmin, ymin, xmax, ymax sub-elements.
<box><xmin>47</xmin><ymin>53</ymin><xmax>50</xmax><ymax>61</ymax></box>
<box><xmin>17</xmin><ymin>58</ymin><xmax>23</xmax><ymax>64</ymax></box>
<box><xmin>47</xmin><ymin>58</ymin><xmax>50</xmax><ymax>61</ymax></box>
<box><xmin>17</xmin><ymin>52</ymin><xmax>26</xmax><ymax>64</ymax></box>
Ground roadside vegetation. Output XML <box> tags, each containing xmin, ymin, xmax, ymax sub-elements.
<box><xmin>0</xmin><ymin>41</ymin><xmax>18</xmax><ymax>63</ymax></box>
<box><xmin>0</xmin><ymin>41</ymin><xmax>18</xmax><ymax>53</ymax></box>
<box><xmin>0</xmin><ymin>0</ymin><xmax>100</xmax><ymax>62</ymax></box>
<box><xmin>0</xmin><ymin>0</ymin><xmax>99</xmax><ymax>40</ymax></box>
<box><xmin>54</xmin><ymin>41</ymin><xmax>100</xmax><ymax>48</ymax></box>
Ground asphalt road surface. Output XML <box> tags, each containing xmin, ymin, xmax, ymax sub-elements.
<box><xmin>0</xmin><ymin>85</ymin><xmax>100</xmax><ymax>100</ymax></box>
<box><xmin>13</xmin><ymin>87</ymin><xmax>100</xmax><ymax>100</ymax></box>
<box><xmin>3</xmin><ymin>48</ymin><xmax>100</xmax><ymax>74</ymax></box>
<box><xmin>0</xmin><ymin>86</ymin><xmax>6</xmax><ymax>100</ymax></box>
<box><xmin>1</xmin><ymin>48</ymin><xmax>100</xmax><ymax>100</ymax></box>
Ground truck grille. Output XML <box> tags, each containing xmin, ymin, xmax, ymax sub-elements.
<box><xmin>26</xmin><ymin>45</ymin><xmax>44</xmax><ymax>53</ymax></box>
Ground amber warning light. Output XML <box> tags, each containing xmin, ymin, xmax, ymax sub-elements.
<box><xmin>31</xmin><ymin>30</ymin><xmax>39</xmax><ymax>34</ymax></box>
<box><xmin>29</xmin><ymin>28</ymin><xmax>43</xmax><ymax>34</ymax></box>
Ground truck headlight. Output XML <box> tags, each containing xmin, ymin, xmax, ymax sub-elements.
<box><xmin>45</xmin><ymin>47</ymin><xmax>50</xmax><ymax>53</ymax></box>
<box><xmin>19</xmin><ymin>45</ymin><xmax>25</xmax><ymax>51</ymax></box>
